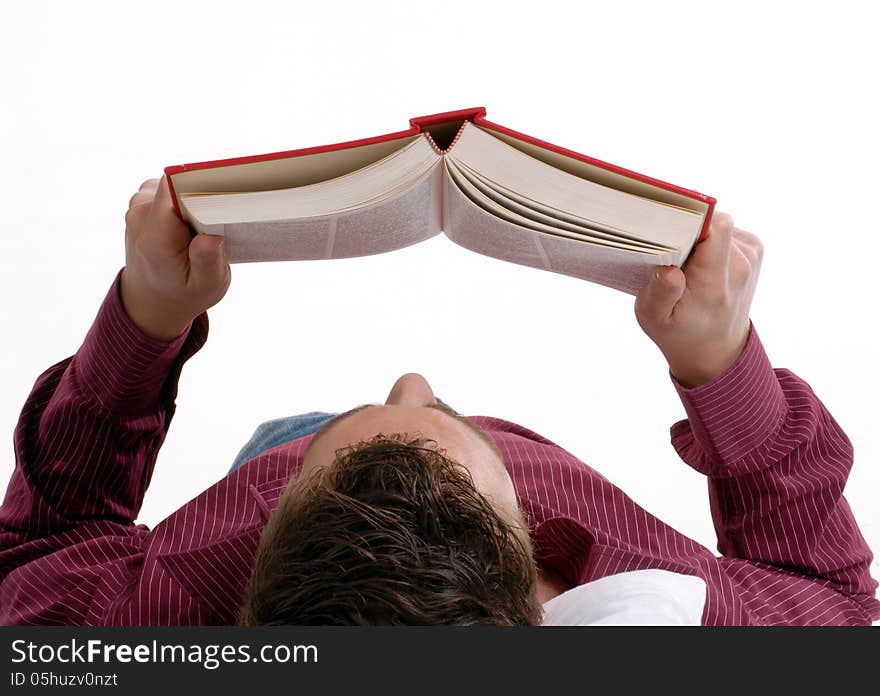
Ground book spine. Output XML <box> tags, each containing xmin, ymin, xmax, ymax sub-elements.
<box><xmin>421</xmin><ymin>122</ymin><xmax>469</xmax><ymax>155</ymax></box>
<box><xmin>409</xmin><ymin>107</ymin><xmax>486</xmax><ymax>130</ymax></box>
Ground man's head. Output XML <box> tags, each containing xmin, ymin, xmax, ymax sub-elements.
<box><xmin>239</xmin><ymin>373</ymin><xmax>542</xmax><ymax>625</ymax></box>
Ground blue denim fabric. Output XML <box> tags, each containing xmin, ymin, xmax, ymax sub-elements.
<box><xmin>228</xmin><ymin>412</ymin><xmax>338</xmax><ymax>473</ymax></box>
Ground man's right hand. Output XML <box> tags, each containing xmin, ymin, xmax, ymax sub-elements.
<box><xmin>633</xmin><ymin>211</ymin><xmax>764</xmax><ymax>388</ymax></box>
<box><xmin>120</xmin><ymin>176</ymin><xmax>231</xmax><ymax>342</ymax></box>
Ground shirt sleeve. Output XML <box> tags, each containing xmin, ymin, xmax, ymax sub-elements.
<box><xmin>0</xmin><ymin>269</ymin><xmax>208</xmax><ymax>540</ymax></box>
<box><xmin>669</xmin><ymin>322</ymin><xmax>879</xmax><ymax>621</ymax></box>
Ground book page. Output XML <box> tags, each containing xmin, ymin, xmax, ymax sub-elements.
<box><xmin>442</xmin><ymin>167</ymin><xmax>670</xmax><ymax>295</ymax></box>
<box><xmin>170</xmin><ymin>134</ymin><xmax>423</xmax><ymax>196</ymax></box>
<box><xmin>445</xmin><ymin>159</ymin><xmax>670</xmax><ymax>254</ymax></box>
<box><xmin>222</xmin><ymin>165</ymin><xmax>443</xmax><ymax>262</ymax></box>
<box><xmin>448</xmin><ymin>122</ymin><xmax>702</xmax><ymax>250</ymax></box>
<box><xmin>451</xmin><ymin>160</ymin><xmax>674</xmax><ymax>251</ymax></box>
<box><xmin>179</xmin><ymin>136</ymin><xmax>439</xmax><ymax>228</ymax></box>
<box><xmin>474</xmin><ymin>125</ymin><xmax>710</xmax><ymax>217</ymax></box>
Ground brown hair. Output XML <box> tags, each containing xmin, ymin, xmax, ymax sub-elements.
<box><xmin>239</xmin><ymin>434</ymin><xmax>541</xmax><ymax>625</ymax></box>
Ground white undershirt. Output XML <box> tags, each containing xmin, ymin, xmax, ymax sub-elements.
<box><xmin>540</xmin><ymin>569</ymin><xmax>707</xmax><ymax>625</ymax></box>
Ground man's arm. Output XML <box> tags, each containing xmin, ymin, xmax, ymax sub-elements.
<box><xmin>668</xmin><ymin>323</ymin><xmax>878</xmax><ymax>621</ymax></box>
<box><xmin>634</xmin><ymin>212</ymin><xmax>878</xmax><ymax>622</ymax></box>
<box><xmin>0</xmin><ymin>275</ymin><xmax>206</xmax><ymax>541</ymax></box>
<box><xmin>1</xmin><ymin>176</ymin><xmax>229</xmax><ymax>542</ymax></box>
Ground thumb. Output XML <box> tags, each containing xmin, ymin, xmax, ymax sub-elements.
<box><xmin>188</xmin><ymin>233</ymin><xmax>229</xmax><ymax>292</ymax></box>
<box><xmin>635</xmin><ymin>265</ymin><xmax>686</xmax><ymax>324</ymax></box>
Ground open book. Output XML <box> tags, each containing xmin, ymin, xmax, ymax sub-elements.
<box><xmin>165</xmin><ymin>107</ymin><xmax>715</xmax><ymax>295</ymax></box>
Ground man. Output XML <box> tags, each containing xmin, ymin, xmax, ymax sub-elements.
<box><xmin>1</xmin><ymin>177</ymin><xmax>877</xmax><ymax>625</ymax></box>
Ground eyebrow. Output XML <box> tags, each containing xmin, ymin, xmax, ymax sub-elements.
<box><xmin>303</xmin><ymin>400</ymin><xmax>502</xmax><ymax>461</ymax></box>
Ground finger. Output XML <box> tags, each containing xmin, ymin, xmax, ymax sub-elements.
<box><xmin>154</xmin><ymin>175</ymin><xmax>174</xmax><ymax>205</ymax></box>
<box><xmin>188</xmin><ymin>233</ymin><xmax>229</xmax><ymax>293</ymax></box>
<box><xmin>732</xmin><ymin>227</ymin><xmax>764</xmax><ymax>264</ymax></box>
<box><xmin>152</xmin><ymin>175</ymin><xmax>182</xmax><ymax>221</ymax></box>
<box><xmin>128</xmin><ymin>178</ymin><xmax>161</xmax><ymax>210</ymax></box>
<box><xmin>128</xmin><ymin>190</ymin><xmax>154</xmax><ymax>210</ymax></box>
<box><xmin>731</xmin><ymin>233</ymin><xmax>759</xmax><ymax>267</ymax></box>
<box><xmin>146</xmin><ymin>175</ymin><xmax>194</xmax><ymax>251</ymax></box>
<box><xmin>153</xmin><ymin>176</ymin><xmax>181</xmax><ymax>221</ymax></box>
<box><xmin>686</xmin><ymin>211</ymin><xmax>734</xmax><ymax>273</ymax></box>
<box><xmin>635</xmin><ymin>265</ymin><xmax>686</xmax><ymax>323</ymax></box>
<box><xmin>729</xmin><ymin>241</ymin><xmax>753</xmax><ymax>286</ymax></box>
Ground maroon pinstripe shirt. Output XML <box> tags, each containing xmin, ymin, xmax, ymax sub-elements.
<box><xmin>1</xmin><ymin>272</ymin><xmax>877</xmax><ymax>625</ymax></box>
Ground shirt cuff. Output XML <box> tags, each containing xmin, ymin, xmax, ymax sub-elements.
<box><xmin>72</xmin><ymin>269</ymin><xmax>209</xmax><ymax>416</ymax></box>
<box><xmin>669</xmin><ymin>322</ymin><xmax>787</xmax><ymax>474</ymax></box>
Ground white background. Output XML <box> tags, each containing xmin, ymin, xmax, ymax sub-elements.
<box><xmin>1</xmin><ymin>1</ymin><xmax>877</xmax><ymax>582</ymax></box>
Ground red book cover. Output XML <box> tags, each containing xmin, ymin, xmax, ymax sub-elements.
<box><xmin>165</xmin><ymin>106</ymin><xmax>715</xmax><ymax>241</ymax></box>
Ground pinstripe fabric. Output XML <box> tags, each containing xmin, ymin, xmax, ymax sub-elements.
<box><xmin>1</xmin><ymin>271</ymin><xmax>877</xmax><ymax>625</ymax></box>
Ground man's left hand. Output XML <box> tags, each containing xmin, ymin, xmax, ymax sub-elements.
<box><xmin>633</xmin><ymin>211</ymin><xmax>763</xmax><ymax>388</ymax></box>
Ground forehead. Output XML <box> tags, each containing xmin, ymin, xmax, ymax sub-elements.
<box><xmin>303</xmin><ymin>404</ymin><xmax>501</xmax><ymax>467</ymax></box>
